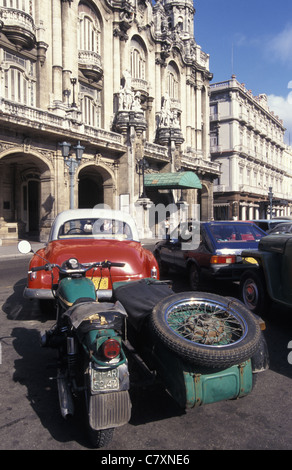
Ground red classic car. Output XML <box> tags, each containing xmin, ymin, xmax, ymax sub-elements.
<box><xmin>23</xmin><ymin>208</ymin><xmax>159</xmax><ymax>302</ymax></box>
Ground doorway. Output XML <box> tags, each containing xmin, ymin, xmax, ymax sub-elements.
<box><xmin>22</xmin><ymin>179</ymin><xmax>40</xmax><ymax>235</ymax></box>
<box><xmin>78</xmin><ymin>175</ymin><xmax>103</xmax><ymax>208</ymax></box>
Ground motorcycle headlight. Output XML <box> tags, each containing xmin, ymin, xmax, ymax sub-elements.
<box><xmin>67</xmin><ymin>258</ymin><xmax>79</xmax><ymax>269</ymax></box>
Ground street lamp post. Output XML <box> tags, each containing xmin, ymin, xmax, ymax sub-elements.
<box><xmin>268</xmin><ymin>186</ymin><xmax>273</xmax><ymax>219</ymax></box>
<box><xmin>70</xmin><ymin>78</ymin><xmax>77</xmax><ymax>108</ymax></box>
<box><xmin>59</xmin><ymin>141</ymin><xmax>85</xmax><ymax>209</ymax></box>
<box><xmin>137</xmin><ymin>157</ymin><xmax>149</xmax><ymax>198</ymax></box>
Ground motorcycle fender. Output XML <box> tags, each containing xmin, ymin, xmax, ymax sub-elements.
<box><xmin>87</xmin><ymin>362</ymin><xmax>131</xmax><ymax>430</ymax></box>
<box><xmin>251</xmin><ymin>333</ymin><xmax>270</xmax><ymax>373</ymax></box>
<box><xmin>88</xmin><ymin>390</ymin><xmax>131</xmax><ymax>430</ymax></box>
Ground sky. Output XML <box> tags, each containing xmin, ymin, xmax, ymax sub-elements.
<box><xmin>194</xmin><ymin>0</ymin><xmax>292</xmax><ymax>144</ymax></box>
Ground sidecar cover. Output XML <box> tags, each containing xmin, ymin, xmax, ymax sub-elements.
<box><xmin>113</xmin><ymin>278</ymin><xmax>173</xmax><ymax>330</ymax></box>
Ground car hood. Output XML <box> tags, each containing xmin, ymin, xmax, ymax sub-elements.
<box><xmin>41</xmin><ymin>239</ymin><xmax>149</xmax><ymax>275</ymax></box>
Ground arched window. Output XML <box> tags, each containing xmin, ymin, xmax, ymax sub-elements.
<box><xmin>2</xmin><ymin>51</ymin><xmax>35</xmax><ymax>106</ymax></box>
<box><xmin>167</xmin><ymin>63</ymin><xmax>179</xmax><ymax>100</ymax></box>
<box><xmin>80</xmin><ymin>83</ymin><xmax>100</xmax><ymax>127</ymax></box>
<box><xmin>78</xmin><ymin>6</ymin><xmax>100</xmax><ymax>53</ymax></box>
<box><xmin>130</xmin><ymin>38</ymin><xmax>145</xmax><ymax>80</ymax></box>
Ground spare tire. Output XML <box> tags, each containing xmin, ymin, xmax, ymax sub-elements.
<box><xmin>151</xmin><ymin>292</ymin><xmax>262</xmax><ymax>368</ymax></box>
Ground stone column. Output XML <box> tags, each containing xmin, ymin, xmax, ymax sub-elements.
<box><xmin>195</xmin><ymin>83</ymin><xmax>202</xmax><ymax>150</ymax></box>
<box><xmin>51</xmin><ymin>0</ymin><xmax>63</xmax><ymax>104</ymax></box>
<box><xmin>230</xmin><ymin>155</ymin><xmax>238</xmax><ymax>192</ymax></box>
<box><xmin>61</xmin><ymin>1</ymin><xmax>78</xmax><ymax>97</ymax></box>
<box><xmin>39</xmin><ymin>173</ymin><xmax>54</xmax><ymax>242</ymax></box>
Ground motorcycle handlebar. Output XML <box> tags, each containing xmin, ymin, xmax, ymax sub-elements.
<box><xmin>103</xmin><ymin>261</ymin><xmax>125</xmax><ymax>268</ymax></box>
<box><xmin>31</xmin><ymin>264</ymin><xmax>52</xmax><ymax>272</ymax></box>
<box><xmin>30</xmin><ymin>260</ymin><xmax>125</xmax><ymax>273</ymax></box>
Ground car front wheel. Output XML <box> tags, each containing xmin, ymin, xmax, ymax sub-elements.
<box><xmin>189</xmin><ymin>263</ymin><xmax>200</xmax><ymax>290</ymax></box>
<box><xmin>240</xmin><ymin>270</ymin><xmax>268</xmax><ymax>315</ymax></box>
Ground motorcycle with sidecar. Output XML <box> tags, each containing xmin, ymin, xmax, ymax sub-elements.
<box><xmin>240</xmin><ymin>233</ymin><xmax>292</xmax><ymax>315</ymax></box>
<box><xmin>18</xmin><ymin>209</ymin><xmax>269</xmax><ymax>447</ymax></box>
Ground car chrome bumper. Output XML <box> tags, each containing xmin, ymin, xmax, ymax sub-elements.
<box><xmin>208</xmin><ymin>263</ymin><xmax>259</xmax><ymax>281</ymax></box>
<box><xmin>24</xmin><ymin>286</ymin><xmax>113</xmax><ymax>301</ymax></box>
<box><xmin>24</xmin><ymin>287</ymin><xmax>54</xmax><ymax>299</ymax></box>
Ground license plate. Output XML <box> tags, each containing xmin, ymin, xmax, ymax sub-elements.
<box><xmin>91</xmin><ymin>368</ymin><xmax>119</xmax><ymax>392</ymax></box>
<box><xmin>91</xmin><ymin>277</ymin><xmax>109</xmax><ymax>290</ymax></box>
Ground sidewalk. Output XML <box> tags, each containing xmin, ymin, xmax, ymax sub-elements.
<box><xmin>0</xmin><ymin>239</ymin><xmax>45</xmax><ymax>260</ymax></box>
<box><xmin>0</xmin><ymin>237</ymin><xmax>158</xmax><ymax>259</ymax></box>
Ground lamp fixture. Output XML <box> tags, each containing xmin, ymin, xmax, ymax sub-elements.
<box><xmin>73</xmin><ymin>141</ymin><xmax>85</xmax><ymax>161</ymax></box>
<box><xmin>58</xmin><ymin>140</ymin><xmax>85</xmax><ymax>209</ymax></box>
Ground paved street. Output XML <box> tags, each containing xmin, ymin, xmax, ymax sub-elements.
<box><xmin>0</xmin><ymin>244</ymin><xmax>292</xmax><ymax>451</ymax></box>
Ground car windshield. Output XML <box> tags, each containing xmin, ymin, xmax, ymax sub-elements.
<box><xmin>208</xmin><ymin>223</ymin><xmax>265</xmax><ymax>243</ymax></box>
<box><xmin>269</xmin><ymin>223</ymin><xmax>292</xmax><ymax>235</ymax></box>
<box><xmin>57</xmin><ymin>218</ymin><xmax>133</xmax><ymax>240</ymax></box>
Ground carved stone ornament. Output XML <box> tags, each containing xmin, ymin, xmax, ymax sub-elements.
<box><xmin>114</xmin><ymin>70</ymin><xmax>147</xmax><ymax>135</ymax></box>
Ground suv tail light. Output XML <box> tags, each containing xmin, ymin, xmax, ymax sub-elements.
<box><xmin>210</xmin><ymin>255</ymin><xmax>236</xmax><ymax>264</ymax></box>
<box><xmin>102</xmin><ymin>338</ymin><xmax>121</xmax><ymax>359</ymax></box>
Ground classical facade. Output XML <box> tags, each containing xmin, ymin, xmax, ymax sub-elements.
<box><xmin>0</xmin><ymin>0</ymin><xmax>219</xmax><ymax>242</ymax></box>
<box><xmin>210</xmin><ymin>75</ymin><xmax>292</xmax><ymax>220</ymax></box>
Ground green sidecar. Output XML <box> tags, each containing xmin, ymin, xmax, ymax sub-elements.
<box><xmin>113</xmin><ymin>279</ymin><xmax>268</xmax><ymax>410</ymax></box>
<box><xmin>240</xmin><ymin>233</ymin><xmax>292</xmax><ymax>315</ymax></box>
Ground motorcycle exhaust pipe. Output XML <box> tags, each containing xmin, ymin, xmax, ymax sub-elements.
<box><xmin>57</xmin><ymin>370</ymin><xmax>75</xmax><ymax>418</ymax></box>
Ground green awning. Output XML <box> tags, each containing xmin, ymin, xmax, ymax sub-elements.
<box><xmin>144</xmin><ymin>172</ymin><xmax>202</xmax><ymax>190</ymax></box>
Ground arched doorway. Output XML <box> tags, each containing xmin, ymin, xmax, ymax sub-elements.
<box><xmin>198</xmin><ymin>183</ymin><xmax>210</xmax><ymax>221</ymax></box>
<box><xmin>78</xmin><ymin>164</ymin><xmax>115</xmax><ymax>209</ymax></box>
<box><xmin>78</xmin><ymin>174</ymin><xmax>103</xmax><ymax>208</ymax></box>
<box><xmin>0</xmin><ymin>151</ymin><xmax>53</xmax><ymax>240</ymax></box>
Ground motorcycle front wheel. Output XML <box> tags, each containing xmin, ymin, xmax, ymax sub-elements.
<box><xmin>83</xmin><ymin>360</ymin><xmax>114</xmax><ymax>448</ymax></box>
<box><xmin>84</xmin><ymin>386</ymin><xmax>115</xmax><ymax>448</ymax></box>
<box><xmin>151</xmin><ymin>292</ymin><xmax>262</xmax><ymax>369</ymax></box>
<box><xmin>87</xmin><ymin>426</ymin><xmax>114</xmax><ymax>448</ymax></box>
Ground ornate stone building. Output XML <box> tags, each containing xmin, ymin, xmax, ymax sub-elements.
<box><xmin>210</xmin><ymin>76</ymin><xmax>292</xmax><ymax>220</ymax></box>
<box><xmin>0</xmin><ymin>0</ymin><xmax>219</xmax><ymax>242</ymax></box>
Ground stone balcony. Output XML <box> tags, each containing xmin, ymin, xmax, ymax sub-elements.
<box><xmin>182</xmin><ymin>149</ymin><xmax>220</xmax><ymax>176</ymax></box>
<box><xmin>0</xmin><ymin>98</ymin><xmax>171</xmax><ymax>162</ymax></box>
<box><xmin>0</xmin><ymin>7</ymin><xmax>36</xmax><ymax>50</ymax></box>
<box><xmin>0</xmin><ymin>97</ymin><xmax>125</xmax><ymax>152</ymax></box>
<box><xmin>78</xmin><ymin>50</ymin><xmax>103</xmax><ymax>82</ymax></box>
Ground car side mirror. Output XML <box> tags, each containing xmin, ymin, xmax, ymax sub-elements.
<box><xmin>18</xmin><ymin>240</ymin><xmax>32</xmax><ymax>254</ymax></box>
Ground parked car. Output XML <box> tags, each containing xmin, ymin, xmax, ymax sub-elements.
<box><xmin>251</xmin><ymin>219</ymin><xmax>292</xmax><ymax>232</ymax></box>
<box><xmin>240</xmin><ymin>233</ymin><xmax>292</xmax><ymax>314</ymax></box>
<box><xmin>267</xmin><ymin>221</ymin><xmax>292</xmax><ymax>235</ymax></box>
<box><xmin>154</xmin><ymin>220</ymin><xmax>266</xmax><ymax>290</ymax></box>
<box><xmin>23</xmin><ymin>208</ymin><xmax>159</xmax><ymax>306</ymax></box>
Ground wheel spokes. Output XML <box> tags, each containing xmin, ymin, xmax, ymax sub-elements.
<box><xmin>166</xmin><ymin>301</ymin><xmax>245</xmax><ymax>346</ymax></box>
